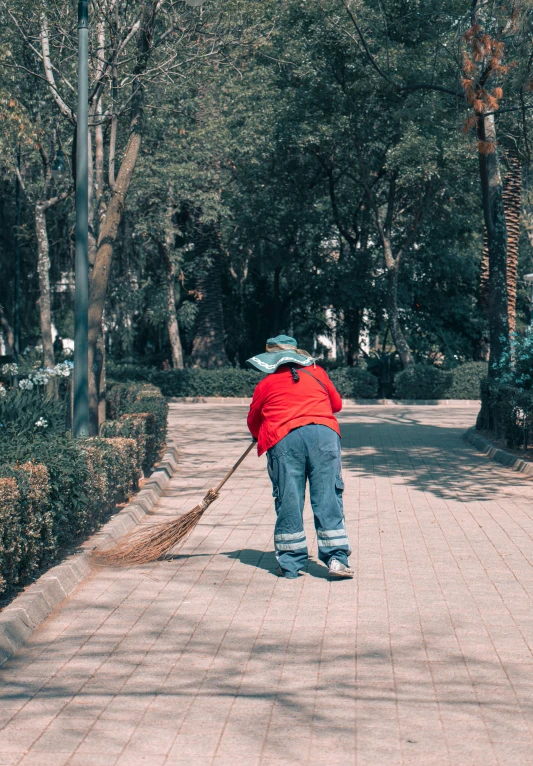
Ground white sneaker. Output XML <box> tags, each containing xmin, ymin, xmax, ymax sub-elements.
<box><xmin>328</xmin><ymin>559</ymin><xmax>354</xmax><ymax>578</ymax></box>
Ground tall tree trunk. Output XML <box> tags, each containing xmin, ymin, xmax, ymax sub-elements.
<box><xmin>35</xmin><ymin>204</ymin><xmax>54</xmax><ymax>370</ymax></box>
<box><xmin>478</xmin><ymin>114</ymin><xmax>509</xmax><ymax>376</ymax></box>
<box><xmin>165</xmin><ymin>259</ymin><xmax>183</xmax><ymax>369</ymax></box>
<box><xmin>97</xmin><ymin>317</ymin><xmax>107</xmax><ymax>427</ymax></box>
<box><xmin>387</xmin><ymin>262</ymin><xmax>413</xmax><ymax>369</ymax></box>
<box><xmin>86</xmin><ymin>1</ymin><xmax>158</xmax><ymax>433</ymax></box>
<box><xmin>161</xmin><ymin>198</ymin><xmax>184</xmax><ymax>369</ymax></box>
<box><xmin>479</xmin><ymin>150</ymin><xmax>521</xmax><ymax>337</ymax></box>
<box><xmin>191</xmin><ymin>225</ymin><xmax>228</xmax><ymax>368</ymax></box>
<box><xmin>503</xmin><ymin>152</ymin><xmax>521</xmax><ymax>335</ymax></box>
<box><xmin>87</xmin><ymin>92</ymin><xmax>142</xmax><ymax>433</ymax></box>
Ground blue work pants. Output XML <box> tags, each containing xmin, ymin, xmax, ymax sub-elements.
<box><xmin>266</xmin><ymin>424</ymin><xmax>351</xmax><ymax>578</ymax></box>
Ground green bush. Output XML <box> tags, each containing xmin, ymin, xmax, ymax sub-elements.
<box><xmin>109</xmin><ymin>364</ymin><xmax>381</xmax><ymax>398</ymax></box>
<box><xmin>329</xmin><ymin>367</ymin><xmax>378</xmax><ymax>398</ymax></box>
<box><xmin>0</xmin><ymin>376</ymin><xmax>158</xmax><ymax>598</ymax></box>
<box><xmin>0</xmin><ymin>434</ymin><xmax>141</xmax><ymax>597</ymax></box>
<box><xmin>106</xmin><ymin>382</ymin><xmax>167</xmax><ymax>463</ymax></box>
<box><xmin>106</xmin><ymin>361</ymin><xmax>155</xmax><ymax>384</ymax></box>
<box><xmin>151</xmin><ymin>366</ymin><xmax>379</xmax><ymax>398</ymax></box>
<box><xmin>84</xmin><ymin>437</ymin><xmax>141</xmax><ymax>503</ymax></box>
<box><xmin>153</xmin><ymin>368</ymin><xmax>262</xmax><ymax>397</ymax></box>
<box><xmin>109</xmin><ymin>360</ymin><xmax>489</xmax><ymax>401</ymax></box>
<box><xmin>101</xmin><ymin>413</ymin><xmax>157</xmax><ymax>474</ymax></box>
<box><xmin>394</xmin><ymin>362</ymin><xmax>487</xmax><ymax>400</ymax></box>
<box><xmin>109</xmin><ymin>365</ymin><xmax>262</xmax><ymax>397</ymax></box>
<box><xmin>446</xmin><ymin>362</ymin><xmax>488</xmax><ymax>400</ymax></box>
<box><xmin>1</xmin><ymin>435</ymin><xmax>93</xmax><ymax>551</ymax></box>
<box><xmin>0</xmin><ymin>462</ymin><xmax>53</xmax><ymax>590</ymax></box>
<box><xmin>394</xmin><ymin>365</ymin><xmax>453</xmax><ymax>399</ymax></box>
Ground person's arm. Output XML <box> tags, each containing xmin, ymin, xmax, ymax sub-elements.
<box><xmin>320</xmin><ymin>368</ymin><xmax>342</xmax><ymax>413</ymax></box>
<box><xmin>247</xmin><ymin>382</ymin><xmax>265</xmax><ymax>439</ymax></box>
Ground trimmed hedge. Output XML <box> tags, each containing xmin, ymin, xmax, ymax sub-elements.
<box><xmin>0</xmin><ymin>378</ymin><xmax>167</xmax><ymax>599</ymax></box>
<box><xmin>154</xmin><ymin>368</ymin><xmax>261</xmax><ymax>397</ymax></box>
<box><xmin>100</xmin><ymin>413</ymin><xmax>158</xmax><ymax>475</ymax></box>
<box><xmin>106</xmin><ymin>382</ymin><xmax>167</xmax><ymax>466</ymax></box>
<box><xmin>394</xmin><ymin>365</ymin><xmax>452</xmax><ymax>399</ymax></box>
<box><xmin>329</xmin><ymin>367</ymin><xmax>378</xmax><ymax>399</ymax></box>
<box><xmin>0</xmin><ymin>435</ymin><xmax>141</xmax><ymax>596</ymax></box>
<box><xmin>108</xmin><ymin>361</ymin><xmax>487</xmax><ymax>400</ymax></box>
<box><xmin>0</xmin><ymin>463</ymin><xmax>52</xmax><ymax>593</ymax></box>
<box><xmin>108</xmin><ymin>364</ymin><xmax>262</xmax><ymax>397</ymax></box>
<box><xmin>149</xmin><ymin>366</ymin><xmax>380</xmax><ymax>399</ymax></box>
<box><xmin>394</xmin><ymin>362</ymin><xmax>487</xmax><ymax>400</ymax></box>
<box><xmin>445</xmin><ymin>362</ymin><xmax>488</xmax><ymax>400</ymax></box>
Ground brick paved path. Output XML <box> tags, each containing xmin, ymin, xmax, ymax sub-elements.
<box><xmin>2</xmin><ymin>403</ymin><xmax>533</xmax><ymax>765</ymax></box>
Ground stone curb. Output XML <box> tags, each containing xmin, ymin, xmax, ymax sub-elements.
<box><xmin>464</xmin><ymin>427</ymin><xmax>533</xmax><ymax>477</ymax></box>
<box><xmin>169</xmin><ymin>397</ymin><xmax>481</xmax><ymax>406</ymax></box>
<box><xmin>0</xmin><ymin>438</ymin><xmax>180</xmax><ymax>667</ymax></box>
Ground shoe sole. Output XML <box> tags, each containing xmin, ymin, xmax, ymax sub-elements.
<box><xmin>276</xmin><ymin>570</ymin><xmax>307</xmax><ymax>578</ymax></box>
<box><xmin>329</xmin><ymin>571</ymin><xmax>354</xmax><ymax>579</ymax></box>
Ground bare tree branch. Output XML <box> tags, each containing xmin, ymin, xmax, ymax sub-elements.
<box><xmin>40</xmin><ymin>12</ymin><xmax>75</xmax><ymax>122</ymax></box>
<box><xmin>41</xmin><ymin>187</ymin><xmax>73</xmax><ymax>211</ymax></box>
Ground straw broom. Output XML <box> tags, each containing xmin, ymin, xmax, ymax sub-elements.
<box><xmin>92</xmin><ymin>441</ymin><xmax>256</xmax><ymax>567</ymax></box>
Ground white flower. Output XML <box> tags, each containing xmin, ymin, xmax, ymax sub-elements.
<box><xmin>35</xmin><ymin>418</ymin><xmax>48</xmax><ymax>428</ymax></box>
<box><xmin>29</xmin><ymin>370</ymin><xmax>50</xmax><ymax>386</ymax></box>
<box><xmin>0</xmin><ymin>386</ymin><xmax>6</xmax><ymax>400</ymax></box>
<box><xmin>18</xmin><ymin>379</ymin><xmax>34</xmax><ymax>391</ymax></box>
<box><xmin>1</xmin><ymin>363</ymin><xmax>18</xmax><ymax>376</ymax></box>
<box><xmin>54</xmin><ymin>361</ymin><xmax>73</xmax><ymax>378</ymax></box>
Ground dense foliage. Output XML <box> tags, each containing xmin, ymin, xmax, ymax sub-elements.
<box><xmin>1</xmin><ymin>0</ymin><xmax>533</xmax><ymax>388</ymax></box>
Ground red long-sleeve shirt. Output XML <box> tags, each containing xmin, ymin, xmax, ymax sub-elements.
<box><xmin>247</xmin><ymin>364</ymin><xmax>342</xmax><ymax>456</ymax></box>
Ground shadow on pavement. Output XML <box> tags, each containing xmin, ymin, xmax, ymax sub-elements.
<box><xmin>338</xmin><ymin>407</ymin><xmax>529</xmax><ymax>504</ymax></box>
<box><xmin>225</xmin><ymin>549</ymin><xmax>331</xmax><ymax>579</ymax></box>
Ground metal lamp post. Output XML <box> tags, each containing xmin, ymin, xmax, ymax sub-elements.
<box><xmin>13</xmin><ymin>144</ymin><xmax>21</xmax><ymax>364</ymax></box>
<box><xmin>74</xmin><ymin>0</ymin><xmax>89</xmax><ymax>437</ymax></box>
<box><xmin>524</xmin><ymin>274</ymin><xmax>533</xmax><ymax>327</ymax></box>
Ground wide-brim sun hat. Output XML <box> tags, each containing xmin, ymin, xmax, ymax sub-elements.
<box><xmin>246</xmin><ymin>335</ymin><xmax>315</xmax><ymax>374</ymax></box>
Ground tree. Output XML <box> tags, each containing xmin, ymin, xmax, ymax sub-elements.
<box><xmin>0</xmin><ymin>82</ymin><xmax>71</xmax><ymax>371</ymax></box>
<box><xmin>2</xmin><ymin>0</ymin><xmax>247</xmax><ymax>427</ymax></box>
<box><xmin>332</xmin><ymin>0</ymin><xmax>533</xmax><ymax>373</ymax></box>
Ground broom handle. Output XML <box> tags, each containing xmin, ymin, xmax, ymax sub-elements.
<box><xmin>212</xmin><ymin>441</ymin><xmax>256</xmax><ymax>495</ymax></box>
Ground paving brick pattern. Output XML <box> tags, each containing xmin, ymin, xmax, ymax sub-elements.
<box><xmin>1</xmin><ymin>403</ymin><xmax>533</xmax><ymax>765</ymax></box>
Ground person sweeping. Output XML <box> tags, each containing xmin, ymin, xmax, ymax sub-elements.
<box><xmin>246</xmin><ymin>335</ymin><xmax>353</xmax><ymax>580</ymax></box>
<box><xmin>92</xmin><ymin>335</ymin><xmax>352</xmax><ymax>570</ymax></box>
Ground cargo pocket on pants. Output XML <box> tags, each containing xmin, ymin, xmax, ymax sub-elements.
<box><xmin>272</xmin><ymin>485</ymin><xmax>280</xmax><ymax>513</ymax></box>
<box><xmin>335</xmin><ymin>476</ymin><xmax>344</xmax><ymax>515</ymax></box>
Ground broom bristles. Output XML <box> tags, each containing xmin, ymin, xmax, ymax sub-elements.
<box><xmin>91</xmin><ymin>489</ymin><xmax>219</xmax><ymax>566</ymax></box>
